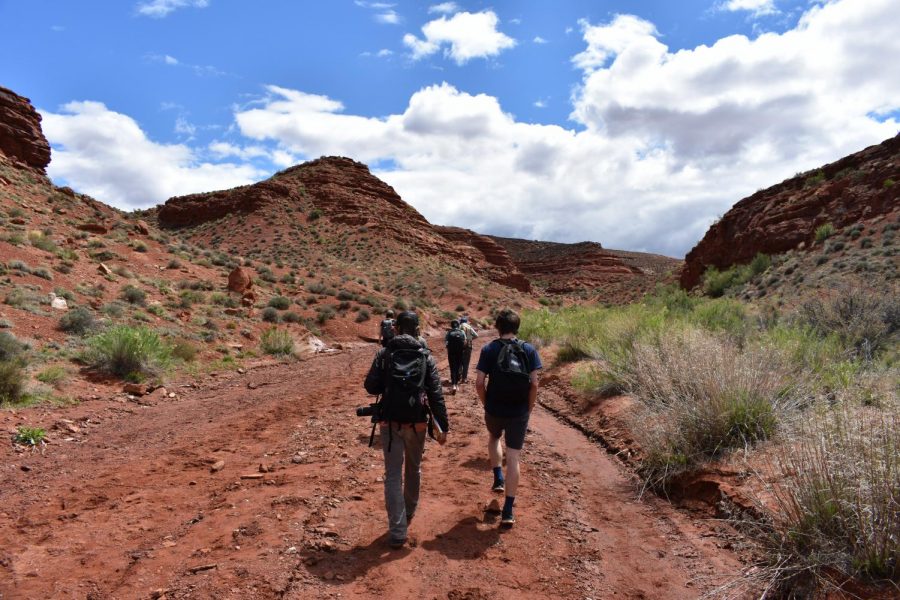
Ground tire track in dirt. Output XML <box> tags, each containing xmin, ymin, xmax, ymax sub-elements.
<box><xmin>1</xmin><ymin>339</ymin><xmax>745</xmax><ymax>599</ymax></box>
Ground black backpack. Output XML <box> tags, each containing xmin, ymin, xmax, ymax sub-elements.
<box><xmin>486</xmin><ymin>339</ymin><xmax>532</xmax><ymax>404</ymax></box>
<box><xmin>446</xmin><ymin>329</ymin><xmax>466</xmax><ymax>354</ymax></box>
<box><xmin>380</xmin><ymin>347</ymin><xmax>429</xmax><ymax>422</ymax></box>
<box><xmin>380</xmin><ymin>319</ymin><xmax>395</xmax><ymax>344</ymax></box>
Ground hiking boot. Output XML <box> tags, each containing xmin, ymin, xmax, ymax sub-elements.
<box><xmin>491</xmin><ymin>478</ymin><xmax>505</xmax><ymax>493</ymax></box>
<box><xmin>500</xmin><ymin>512</ymin><xmax>515</xmax><ymax>528</ymax></box>
<box><xmin>389</xmin><ymin>537</ymin><xmax>407</xmax><ymax>549</ymax></box>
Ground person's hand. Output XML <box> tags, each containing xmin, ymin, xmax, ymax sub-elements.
<box><xmin>435</xmin><ymin>431</ymin><xmax>447</xmax><ymax>445</ymax></box>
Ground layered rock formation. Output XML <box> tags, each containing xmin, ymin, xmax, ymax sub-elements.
<box><xmin>434</xmin><ymin>226</ymin><xmax>531</xmax><ymax>292</ymax></box>
<box><xmin>681</xmin><ymin>134</ymin><xmax>900</xmax><ymax>289</ymax></box>
<box><xmin>490</xmin><ymin>238</ymin><xmax>644</xmax><ymax>294</ymax></box>
<box><xmin>0</xmin><ymin>86</ymin><xmax>51</xmax><ymax>171</ymax></box>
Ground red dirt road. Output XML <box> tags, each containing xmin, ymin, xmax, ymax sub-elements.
<box><xmin>1</xmin><ymin>339</ymin><xmax>745</xmax><ymax>599</ymax></box>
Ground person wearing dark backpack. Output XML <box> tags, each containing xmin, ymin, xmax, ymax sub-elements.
<box><xmin>445</xmin><ymin>320</ymin><xmax>467</xmax><ymax>393</ymax></box>
<box><xmin>379</xmin><ymin>309</ymin><xmax>396</xmax><ymax>347</ymax></box>
<box><xmin>363</xmin><ymin>311</ymin><xmax>449</xmax><ymax>549</ymax></box>
<box><xmin>475</xmin><ymin>308</ymin><xmax>542</xmax><ymax>529</ymax></box>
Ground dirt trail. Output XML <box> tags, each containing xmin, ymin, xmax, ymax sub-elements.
<box><xmin>1</xmin><ymin>339</ymin><xmax>745</xmax><ymax>599</ymax></box>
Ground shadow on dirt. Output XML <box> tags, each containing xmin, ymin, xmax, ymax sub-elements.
<box><xmin>420</xmin><ymin>516</ymin><xmax>500</xmax><ymax>559</ymax></box>
<box><xmin>303</xmin><ymin>532</ymin><xmax>410</xmax><ymax>584</ymax></box>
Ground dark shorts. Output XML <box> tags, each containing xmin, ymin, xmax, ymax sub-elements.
<box><xmin>484</xmin><ymin>412</ymin><xmax>530</xmax><ymax>450</ymax></box>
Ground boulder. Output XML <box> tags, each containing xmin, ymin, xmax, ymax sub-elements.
<box><xmin>227</xmin><ymin>267</ymin><xmax>253</xmax><ymax>294</ymax></box>
<box><xmin>135</xmin><ymin>220</ymin><xmax>150</xmax><ymax>235</ymax></box>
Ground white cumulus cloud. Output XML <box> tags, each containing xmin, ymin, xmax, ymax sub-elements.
<box><xmin>41</xmin><ymin>101</ymin><xmax>263</xmax><ymax>208</ymax></box>
<box><xmin>136</xmin><ymin>0</ymin><xmax>209</xmax><ymax>18</ymax></box>
<box><xmin>403</xmin><ymin>11</ymin><xmax>516</xmax><ymax>64</ymax></box>
<box><xmin>720</xmin><ymin>0</ymin><xmax>778</xmax><ymax>16</ymax></box>
<box><xmin>428</xmin><ymin>2</ymin><xmax>458</xmax><ymax>14</ymax></box>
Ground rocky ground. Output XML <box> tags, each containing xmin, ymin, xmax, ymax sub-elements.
<box><xmin>1</xmin><ymin>337</ymin><xmax>748</xmax><ymax>600</ymax></box>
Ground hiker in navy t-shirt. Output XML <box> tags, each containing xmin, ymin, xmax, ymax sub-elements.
<box><xmin>475</xmin><ymin>308</ymin><xmax>542</xmax><ymax>528</ymax></box>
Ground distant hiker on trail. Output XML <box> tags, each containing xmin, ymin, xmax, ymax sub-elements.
<box><xmin>379</xmin><ymin>309</ymin><xmax>395</xmax><ymax>347</ymax></box>
<box><xmin>475</xmin><ymin>309</ymin><xmax>542</xmax><ymax>529</ymax></box>
<box><xmin>445</xmin><ymin>320</ymin><xmax>466</xmax><ymax>393</ymax></box>
<box><xmin>363</xmin><ymin>311</ymin><xmax>449</xmax><ymax>549</ymax></box>
<box><xmin>458</xmin><ymin>316</ymin><xmax>478</xmax><ymax>383</ymax></box>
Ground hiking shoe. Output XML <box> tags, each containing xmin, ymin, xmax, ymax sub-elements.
<box><xmin>389</xmin><ymin>537</ymin><xmax>407</xmax><ymax>549</ymax></box>
<box><xmin>491</xmin><ymin>478</ymin><xmax>505</xmax><ymax>493</ymax></box>
<box><xmin>500</xmin><ymin>513</ymin><xmax>515</xmax><ymax>528</ymax></box>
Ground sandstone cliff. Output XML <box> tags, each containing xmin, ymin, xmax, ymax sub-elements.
<box><xmin>681</xmin><ymin>134</ymin><xmax>900</xmax><ymax>289</ymax></box>
<box><xmin>0</xmin><ymin>86</ymin><xmax>51</xmax><ymax>171</ymax></box>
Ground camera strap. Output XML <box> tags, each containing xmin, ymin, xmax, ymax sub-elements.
<box><xmin>368</xmin><ymin>394</ymin><xmax>381</xmax><ymax>448</ymax></box>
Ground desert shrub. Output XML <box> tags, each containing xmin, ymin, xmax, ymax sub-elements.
<box><xmin>282</xmin><ymin>311</ymin><xmax>301</xmax><ymax>323</ymax></box>
<box><xmin>308</xmin><ymin>209</ymin><xmax>323</xmax><ymax>221</ymax></box>
<box><xmin>268</xmin><ymin>296</ymin><xmax>291</xmax><ymax>310</ymax></box>
<box><xmin>306</xmin><ymin>282</ymin><xmax>327</xmax><ymax>294</ymax></box>
<box><xmin>36</xmin><ymin>365</ymin><xmax>68</xmax><ymax>387</ymax></box>
<box><xmin>804</xmin><ymin>169</ymin><xmax>826</xmax><ymax>188</ymax></box>
<box><xmin>626</xmin><ymin>328</ymin><xmax>804</xmax><ymax>489</ymax></box>
<box><xmin>32</xmin><ymin>266</ymin><xmax>53</xmax><ymax>280</ymax></box>
<box><xmin>82</xmin><ymin>325</ymin><xmax>171</xmax><ymax>379</ymax></box>
<box><xmin>261</xmin><ymin>307</ymin><xmax>280</xmax><ymax>323</ymax></box>
<box><xmin>121</xmin><ymin>285</ymin><xmax>146</xmax><ymax>305</ymax></box>
<box><xmin>316</xmin><ymin>306</ymin><xmax>336</xmax><ymax>324</ymax></box>
<box><xmin>167</xmin><ymin>258</ymin><xmax>182</xmax><ymax>269</ymax></box>
<box><xmin>815</xmin><ymin>222</ymin><xmax>835</xmax><ymax>243</ymax></box>
<box><xmin>171</xmin><ymin>340</ymin><xmax>198</xmax><ymax>362</ymax></box>
<box><xmin>28</xmin><ymin>230</ymin><xmax>57</xmax><ymax>252</ymax></box>
<box><xmin>101</xmin><ymin>302</ymin><xmax>125</xmax><ymax>318</ymax></box>
<box><xmin>178</xmin><ymin>290</ymin><xmax>205</xmax><ymax>308</ymax></box>
<box><xmin>0</xmin><ymin>332</ymin><xmax>26</xmax><ymax>362</ymax></box>
<box><xmin>132</xmin><ymin>241</ymin><xmax>148</xmax><ymax>252</ymax></box>
<box><xmin>750</xmin><ymin>407</ymin><xmax>900</xmax><ymax>592</ymax></box>
<box><xmin>260</xmin><ymin>327</ymin><xmax>294</xmax><ymax>356</ymax></box>
<box><xmin>58</xmin><ymin>306</ymin><xmax>97</xmax><ymax>335</ymax></box>
<box><xmin>355</xmin><ymin>309</ymin><xmax>370</xmax><ymax>323</ymax></box>
<box><xmin>336</xmin><ymin>290</ymin><xmax>355</xmax><ymax>301</ymax></box>
<box><xmin>14</xmin><ymin>426</ymin><xmax>45</xmax><ymax>446</ymax></box>
<box><xmin>0</xmin><ymin>360</ymin><xmax>25</xmax><ymax>404</ymax></box>
<box><xmin>800</xmin><ymin>289</ymin><xmax>899</xmax><ymax>360</ymax></box>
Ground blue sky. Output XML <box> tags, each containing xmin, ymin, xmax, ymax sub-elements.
<box><xmin>1</xmin><ymin>0</ymin><xmax>898</xmax><ymax>256</ymax></box>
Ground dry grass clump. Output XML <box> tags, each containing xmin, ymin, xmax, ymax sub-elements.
<box><xmin>626</xmin><ymin>328</ymin><xmax>808</xmax><ymax>490</ymax></box>
<box><xmin>737</xmin><ymin>405</ymin><xmax>899</xmax><ymax>596</ymax></box>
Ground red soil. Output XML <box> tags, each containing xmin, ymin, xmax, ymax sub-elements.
<box><xmin>1</xmin><ymin>337</ymin><xmax>746</xmax><ymax>599</ymax></box>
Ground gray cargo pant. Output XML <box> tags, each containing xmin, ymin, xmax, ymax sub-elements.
<box><xmin>380</xmin><ymin>422</ymin><xmax>426</xmax><ymax>543</ymax></box>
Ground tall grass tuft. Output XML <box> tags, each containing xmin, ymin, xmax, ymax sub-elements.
<box><xmin>748</xmin><ymin>406</ymin><xmax>900</xmax><ymax>592</ymax></box>
<box><xmin>83</xmin><ymin>325</ymin><xmax>171</xmax><ymax>380</ymax></box>
<box><xmin>260</xmin><ymin>327</ymin><xmax>294</xmax><ymax>356</ymax></box>
<box><xmin>625</xmin><ymin>328</ymin><xmax>807</xmax><ymax>489</ymax></box>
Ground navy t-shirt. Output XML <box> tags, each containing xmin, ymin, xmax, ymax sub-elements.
<box><xmin>476</xmin><ymin>338</ymin><xmax>542</xmax><ymax>417</ymax></box>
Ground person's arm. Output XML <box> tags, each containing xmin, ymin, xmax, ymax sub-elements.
<box><xmin>424</xmin><ymin>356</ymin><xmax>449</xmax><ymax>434</ymax></box>
<box><xmin>363</xmin><ymin>351</ymin><xmax>385</xmax><ymax>395</ymax></box>
<box><xmin>476</xmin><ymin>371</ymin><xmax>487</xmax><ymax>407</ymax></box>
<box><xmin>528</xmin><ymin>370</ymin><xmax>540</xmax><ymax>412</ymax></box>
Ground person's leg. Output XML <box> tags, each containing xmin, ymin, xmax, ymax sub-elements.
<box><xmin>381</xmin><ymin>424</ymin><xmax>408</xmax><ymax>543</ymax></box>
<box><xmin>451</xmin><ymin>352</ymin><xmax>463</xmax><ymax>387</ymax></box>
<box><xmin>461</xmin><ymin>346</ymin><xmax>472</xmax><ymax>382</ymax></box>
<box><xmin>485</xmin><ymin>414</ymin><xmax>505</xmax><ymax>490</ymax></box>
<box><xmin>500</xmin><ymin>413</ymin><xmax>529</xmax><ymax>525</ymax></box>
<box><xmin>401</xmin><ymin>426</ymin><xmax>426</xmax><ymax>524</ymax></box>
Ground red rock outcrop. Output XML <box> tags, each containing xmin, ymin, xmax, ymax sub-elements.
<box><xmin>490</xmin><ymin>237</ymin><xmax>647</xmax><ymax>293</ymax></box>
<box><xmin>227</xmin><ymin>267</ymin><xmax>253</xmax><ymax>294</ymax></box>
<box><xmin>681</xmin><ymin>134</ymin><xmax>900</xmax><ymax>289</ymax></box>
<box><xmin>0</xmin><ymin>86</ymin><xmax>51</xmax><ymax>171</ymax></box>
<box><xmin>434</xmin><ymin>226</ymin><xmax>531</xmax><ymax>292</ymax></box>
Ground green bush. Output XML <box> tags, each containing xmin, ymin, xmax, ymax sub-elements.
<box><xmin>121</xmin><ymin>285</ymin><xmax>146</xmax><ymax>305</ymax></box>
<box><xmin>172</xmin><ymin>340</ymin><xmax>198</xmax><ymax>362</ymax></box>
<box><xmin>355</xmin><ymin>309</ymin><xmax>370</xmax><ymax>323</ymax></box>
<box><xmin>58</xmin><ymin>307</ymin><xmax>97</xmax><ymax>335</ymax></box>
<box><xmin>260</xmin><ymin>327</ymin><xmax>294</xmax><ymax>356</ymax></box>
<box><xmin>0</xmin><ymin>360</ymin><xmax>25</xmax><ymax>404</ymax></box>
<box><xmin>14</xmin><ymin>426</ymin><xmax>45</xmax><ymax>446</ymax></box>
<box><xmin>261</xmin><ymin>307</ymin><xmax>280</xmax><ymax>323</ymax></box>
<box><xmin>82</xmin><ymin>325</ymin><xmax>171</xmax><ymax>379</ymax></box>
<box><xmin>282</xmin><ymin>311</ymin><xmax>301</xmax><ymax>323</ymax></box>
<box><xmin>36</xmin><ymin>365</ymin><xmax>68</xmax><ymax>387</ymax></box>
<box><xmin>268</xmin><ymin>296</ymin><xmax>291</xmax><ymax>310</ymax></box>
<box><xmin>0</xmin><ymin>332</ymin><xmax>26</xmax><ymax>362</ymax></box>
<box><xmin>815</xmin><ymin>223</ymin><xmax>835</xmax><ymax>243</ymax></box>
